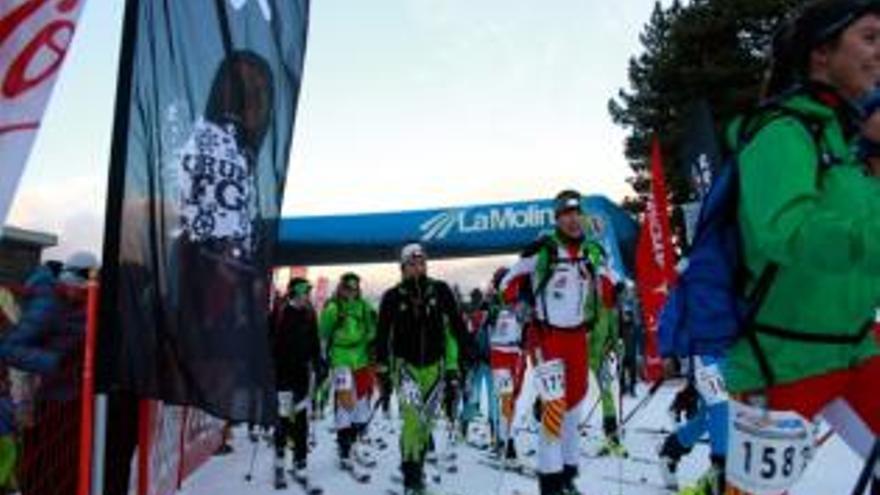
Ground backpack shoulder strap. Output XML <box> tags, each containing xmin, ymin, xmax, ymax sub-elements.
<box><xmin>738</xmin><ymin>104</ymin><xmax>836</xmax><ymax>171</ymax></box>
<box><xmin>534</xmin><ymin>235</ymin><xmax>559</xmax><ymax>296</ymax></box>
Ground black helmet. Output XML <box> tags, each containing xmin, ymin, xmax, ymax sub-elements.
<box><xmin>553</xmin><ymin>189</ymin><xmax>582</xmax><ymax>217</ymax></box>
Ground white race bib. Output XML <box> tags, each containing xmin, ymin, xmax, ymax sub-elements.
<box><xmin>493</xmin><ymin>369</ymin><xmax>514</xmax><ymax>395</ymax></box>
<box><xmin>535</xmin><ymin>359</ymin><xmax>565</xmax><ymax>402</ymax></box>
<box><xmin>599</xmin><ymin>353</ymin><xmax>618</xmax><ymax>387</ymax></box>
<box><xmin>727</xmin><ymin>400</ymin><xmax>815</xmax><ymax>495</ymax></box>
<box><xmin>277</xmin><ymin>391</ymin><xmax>293</xmax><ymax>417</ymax></box>
<box><xmin>694</xmin><ymin>357</ymin><xmax>728</xmax><ymax>406</ymax></box>
<box><xmin>399</xmin><ymin>373</ymin><xmax>422</xmax><ymax>407</ymax></box>
<box><xmin>333</xmin><ymin>367</ymin><xmax>354</xmax><ymax>393</ymax></box>
<box><xmin>492</xmin><ymin>310</ymin><xmax>522</xmax><ymax>347</ymax></box>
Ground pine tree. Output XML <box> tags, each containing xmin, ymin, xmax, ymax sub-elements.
<box><xmin>610</xmin><ymin>0</ymin><xmax>805</xmax><ymax>214</ymax></box>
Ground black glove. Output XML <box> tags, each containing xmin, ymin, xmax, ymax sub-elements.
<box><xmin>377</xmin><ymin>367</ymin><xmax>392</xmax><ymax>404</ymax></box>
<box><xmin>669</xmin><ymin>382</ymin><xmax>699</xmax><ymax>422</ymax></box>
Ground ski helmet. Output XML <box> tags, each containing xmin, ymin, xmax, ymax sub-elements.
<box><xmin>553</xmin><ymin>189</ymin><xmax>582</xmax><ymax>217</ymax></box>
<box><xmin>400</xmin><ymin>243</ymin><xmax>426</xmax><ymax>265</ymax></box>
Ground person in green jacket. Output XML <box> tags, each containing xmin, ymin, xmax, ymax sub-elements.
<box><xmin>319</xmin><ymin>272</ymin><xmax>377</xmax><ymax>473</ymax></box>
<box><xmin>725</xmin><ymin>1</ymin><xmax>880</xmax><ymax>491</ymax></box>
<box><xmin>589</xmin><ymin>271</ymin><xmax>625</xmax><ymax>458</ymax></box>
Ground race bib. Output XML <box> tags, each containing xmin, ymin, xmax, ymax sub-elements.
<box><xmin>493</xmin><ymin>369</ymin><xmax>514</xmax><ymax>395</ymax></box>
<box><xmin>333</xmin><ymin>368</ymin><xmax>354</xmax><ymax>393</ymax></box>
<box><xmin>694</xmin><ymin>357</ymin><xmax>728</xmax><ymax>406</ymax></box>
<box><xmin>598</xmin><ymin>352</ymin><xmax>619</xmax><ymax>387</ymax></box>
<box><xmin>492</xmin><ymin>311</ymin><xmax>522</xmax><ymax>346</ymax></box>
<box><xmin>535</xmin><ymin>359</ymin><xmax>565</xmax><ymax>402</ymax></box>
<box><xmin>727</xmin><ymin>400</ymin><xmax>815</xmax><ymax>495</ymax></box>
<box><xmin>277</xmin><ymin>391</ymin><xmax>293</xmax><ymax>417</ymax></box>
<box><xmin>399</xmin><ymin>373</ymin><xmax>422</xmax><ymax>407</ymax></box>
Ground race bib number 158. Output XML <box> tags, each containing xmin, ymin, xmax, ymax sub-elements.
<box><xmin>727</xmin><ymin>400</ymin><xmax>815</xmax><ymax>495</ymax></box>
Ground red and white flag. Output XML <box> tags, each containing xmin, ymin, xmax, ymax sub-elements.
<box><xmin>636</xmin><ymin>137</ymin><xmax>677</xmax><ymax>382</ymax></box>
<box><xmin>0</xmin><ymin>0</ymin><xmax>86</xmax><ymax>225</ymax></box>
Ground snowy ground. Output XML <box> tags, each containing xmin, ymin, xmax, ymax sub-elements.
<box><xmin>180</xmin><ymin>373</ymin><xmax>863</xmax><ymax>495</ymax></box>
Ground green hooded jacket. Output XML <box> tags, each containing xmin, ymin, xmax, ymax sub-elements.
<box><xmin>319</xmin><ymin>297</ymin><xmax>377</xmax><ymax>370</ymax></box>
<box><xmin>725</xmin><ymin>88</ymin><xmax>880</xmax><ymax>393</ymax></box>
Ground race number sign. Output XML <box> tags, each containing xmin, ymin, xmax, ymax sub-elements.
<box><xmin>493</xmin><ymin>369</ymin><xmax>514</xmax><ymax>395</ymax></box>
<box><xmin>277</xmin><ymin>391</ymin><xmax>293</xmax><ymax>417</ymax></box>
<box><xmin>727</xmin><ymin>400</ymin><xmax>815</xmax><ymax>495</ymax></box>
<box><xmin>694</xmin><ymin>357</ymin><xmax>728</xmax><ymax>406</ymax></box>
<box><xmin>333</xmin><ymin>367</ymin><xmax>353</xmax><ymax>392</ymax></box>
<box><xmin>535</xmin><ymin>359</ymin><xmax>565</xmax><ymax>402</ymax></box>
<box><xmin>399</xmin><ymin>372</ymin><xmax>421</xmax><ymax>408</ymax></box>
<box><xmin>492</xmin><ymin>311</ymin><xmax>521</xmax><ymax>346</ymax></box>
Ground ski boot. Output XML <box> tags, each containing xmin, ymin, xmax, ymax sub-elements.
<box><xmin>658</xmin><ymin>433</ymin><xmax>691</xmax><ymax>490</ymax></box>
<box><xmin>560</xmin><ymin>464</ymin><xmax>580</xmax><ymax>495</ymax></box>
<box><xmin>504</xmin><ymin>438</ymin><xmax>518</xmax><ymax>459</ymax></box>
<box><xmin>538</xmin><ymin>471</ymin><xmax>567</xmax><ymax>495</ymax></box>
<box><xmin>679</xmin><ymin>456</ymin><xmax>725</xmax><ymax>495</ymax></box>
<box><xmin>595</xmin><ymin>436</ymin><xmax>628</xmax><ymax>457</ymax></box>
<box><xmin>274</xmin><ymin>458</ymin><xmax>288</xmax><ymax>490</ymax></box>
<box><xmin>354</xmin><ymin>441</ymin><xmax>377</xmax><ymax>468</ymax></box>
<box><xmin>292</xmin><ymin>459</ymin><xmax>308</xmax><ymax>485</ymax></box>
<box><xmin>596</xmin><ymin>416</ymin><xmax>628</xmax><ymax>457</ymax></box>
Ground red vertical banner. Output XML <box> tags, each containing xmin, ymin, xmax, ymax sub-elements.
<box><xmin>636</xmin><ymin>137</ymin><xmax>677</xmax><ymax>382</ymax></box>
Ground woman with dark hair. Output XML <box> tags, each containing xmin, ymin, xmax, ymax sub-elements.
<box><xmin>722</xmin><ymin>1</ymin><xmax>880</xmax><ymax>494</ymax></box>
<box><xmin>168</xmin><ymin>49</ymin><xmax>277</xmax><ymax>424</ymax></box>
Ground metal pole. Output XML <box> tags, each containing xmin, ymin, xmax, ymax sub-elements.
<box><xmin>90</xmin><ymin>394</ymin><xmax>108</xmax><ymax>495</ymax></box>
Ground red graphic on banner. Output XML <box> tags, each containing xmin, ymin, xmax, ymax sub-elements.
<box><xmin>0</xmin><ymin>0</ymin><xmax>85</xmax><ymax>224</ymax></box>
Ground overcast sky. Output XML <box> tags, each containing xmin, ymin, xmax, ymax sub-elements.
<box><xmin>8</xmin><ymin>0</ymin><xmax>663</xmax><ymax>294</ymax></box>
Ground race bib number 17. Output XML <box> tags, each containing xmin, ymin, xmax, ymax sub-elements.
<box><xmin>535</xmin><ymin>359</ymin><xmax>565</xmax><ymax>402</ymax></box>
<box><xmin>727</xmin><ymin>400</ymin><xmax>815</xmax><ymax>495</ymax></box>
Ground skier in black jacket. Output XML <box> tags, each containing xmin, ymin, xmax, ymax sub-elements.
<box><xmin>271</xmin><ymin>277</ymin><xmax>324</xmax><ymax>490</ymax></box>
<box><xmin>376</xmin><ymin>243</ymin><xmax>473</xmax><ymax>495</ymax></box>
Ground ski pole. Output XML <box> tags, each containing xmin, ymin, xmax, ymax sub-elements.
<box><xmin>619</xmin><ymin>378</ymin><xmax>665</xmax><ymax>428</ymax></box>
<box><xmin>850</xmin><ymin>438</ymin><xmax>880</xmax><ymax>495</ymax></box>
<box><xmin>579</xmin><ymin>395</ymin><xmax>602</xmax><ymax>433</ymax></box>
<box><xmin>244</xmin><ymin>434</ymin><xmax>261</xmax><ymax>482</ymax></box>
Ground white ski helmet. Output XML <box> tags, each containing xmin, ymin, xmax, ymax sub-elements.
<box><xmin>400</xmin><ymin>243</ymin><xmax>426</xmax><ymax>265</ymax></box>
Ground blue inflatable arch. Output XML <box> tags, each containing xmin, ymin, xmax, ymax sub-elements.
<box><xmin>275</xmin><ymin>196</ymin><xmax>638</xmax><ymax>277</ymax></box>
